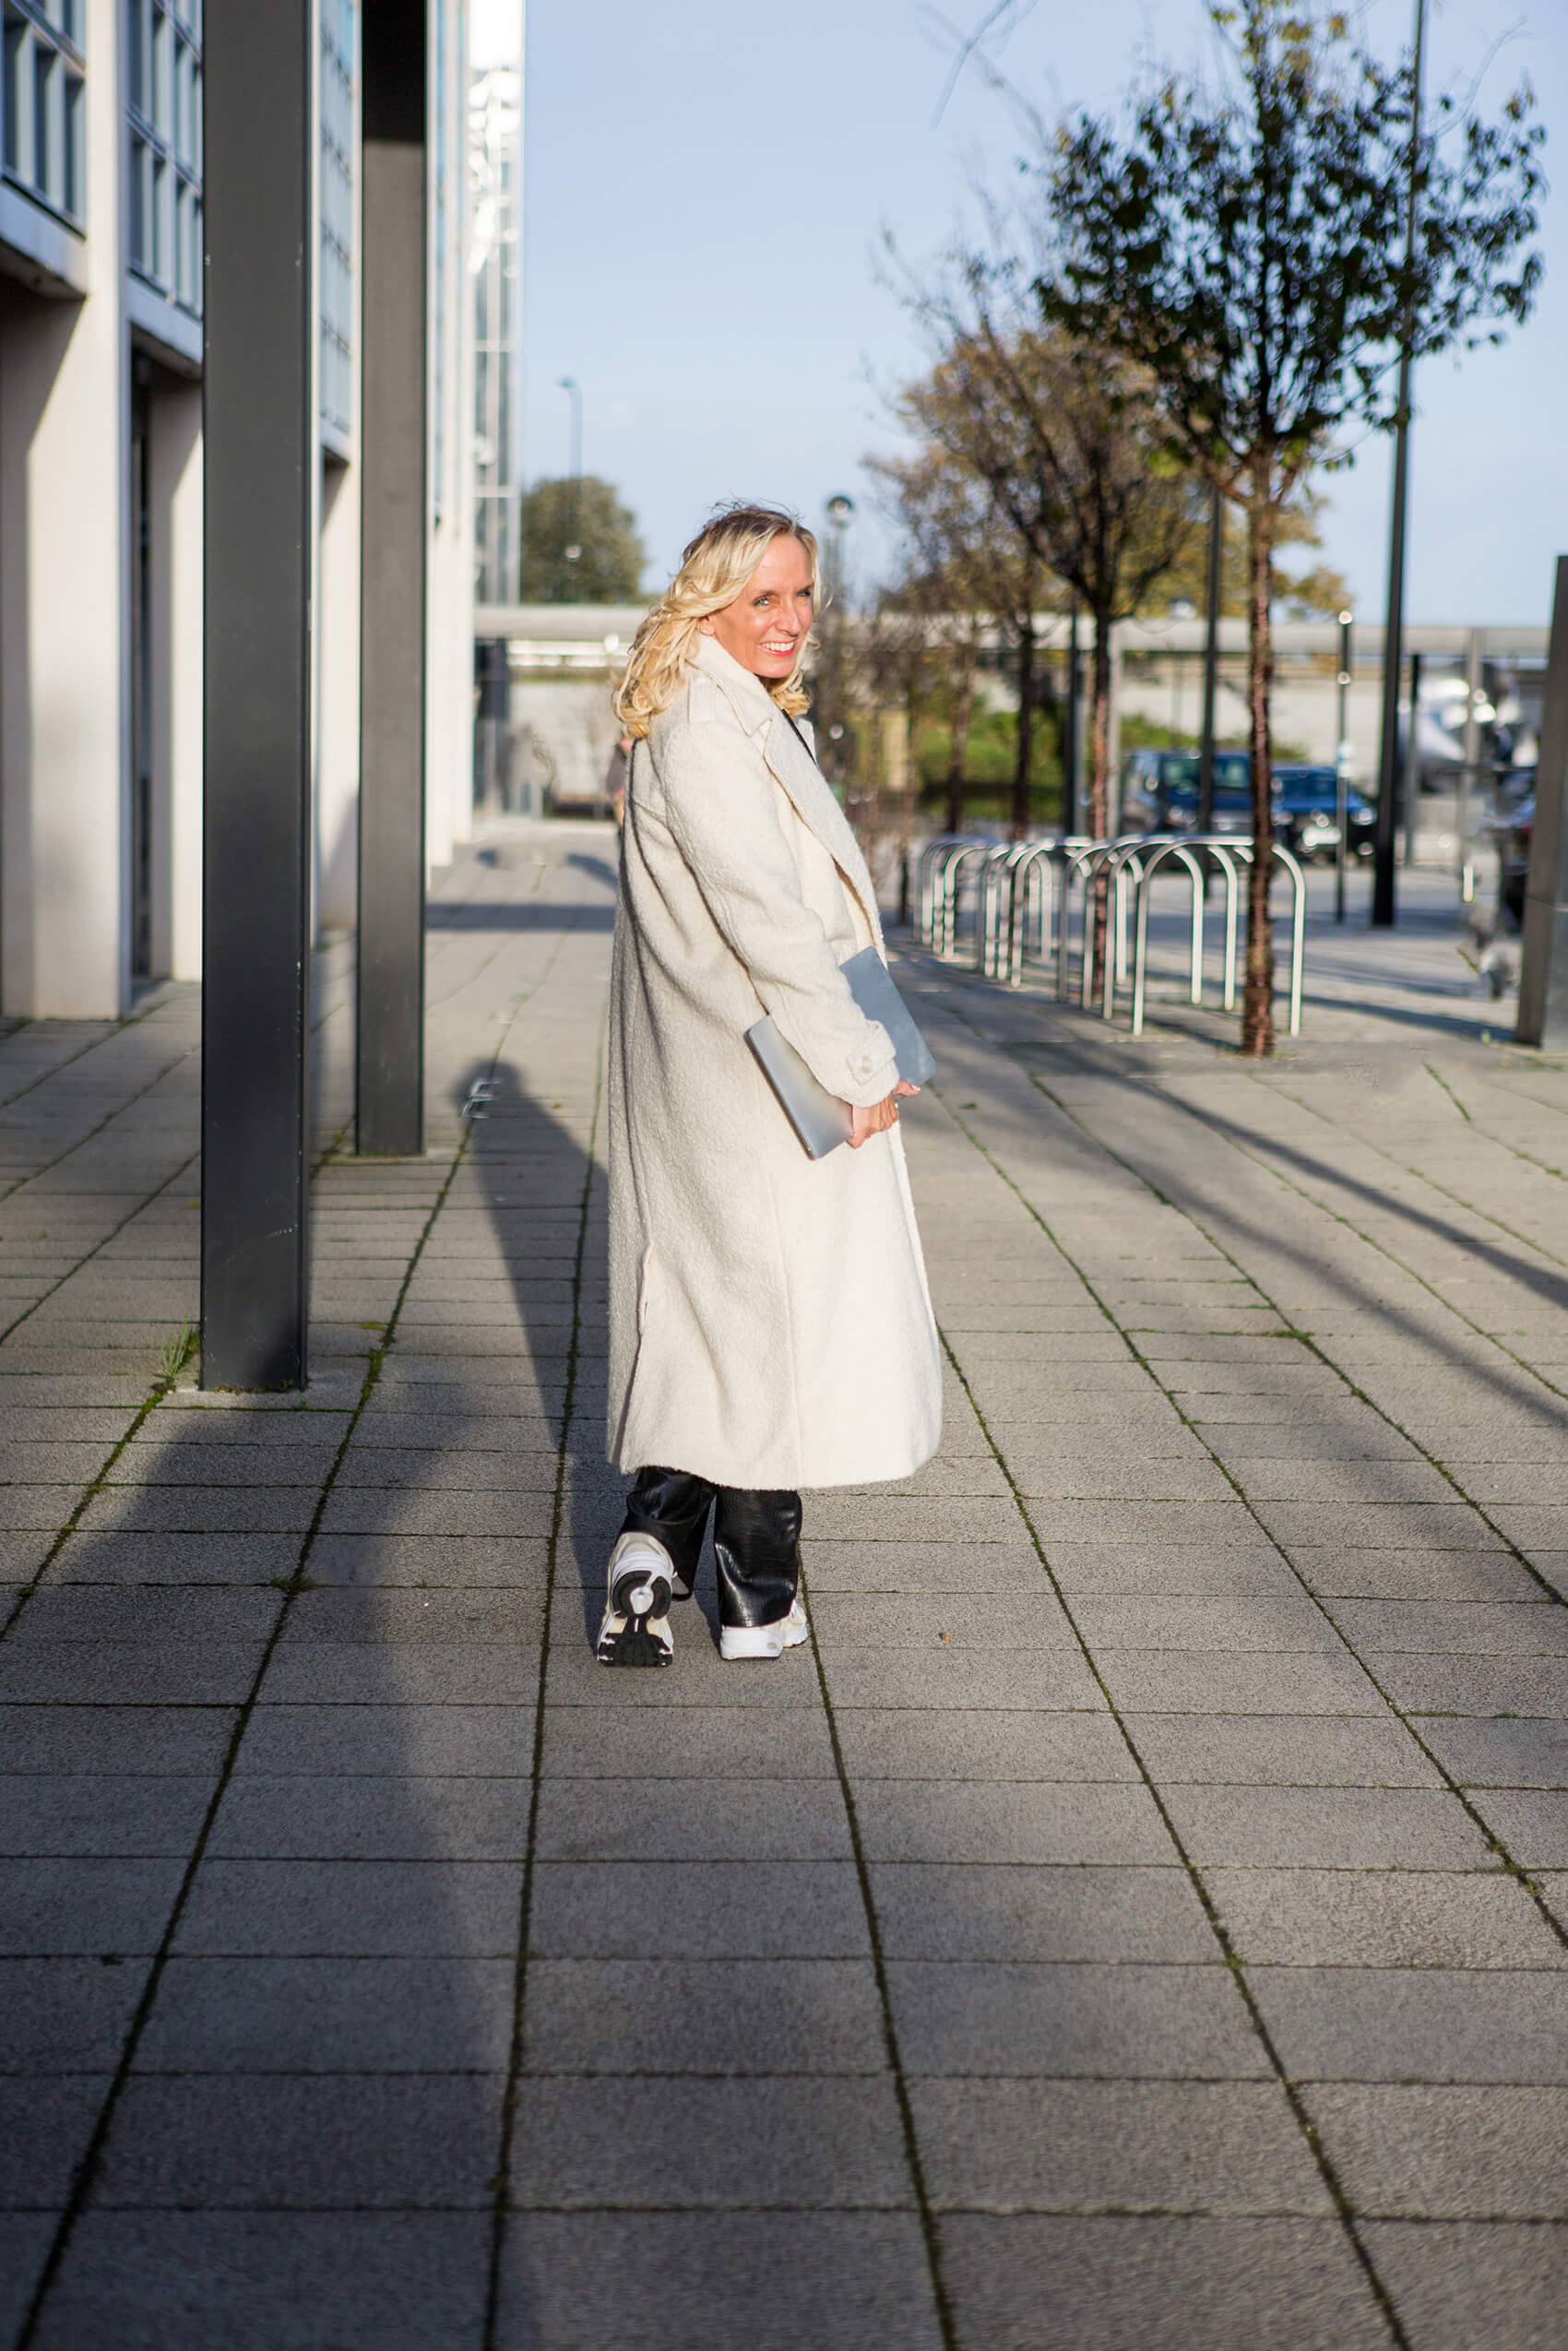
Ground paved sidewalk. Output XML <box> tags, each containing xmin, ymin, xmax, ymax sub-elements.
<box><xmin>3</xmin><ymin>826</ymin><xmax>1566</xmax><ymax>2349</ymax></box>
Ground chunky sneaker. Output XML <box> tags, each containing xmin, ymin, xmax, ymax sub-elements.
<box><xmin>596</xmin><ymin>1534</ymin><xmax>675</xmax><ymax>1668</ymax></box>
<box><xmin>719</xmin><ymin>1595</ymin><xmax>810</xmax><ymax>1663</ymax></box>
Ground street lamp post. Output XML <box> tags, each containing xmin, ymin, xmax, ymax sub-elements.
<box><xmin>558</xmin><ymin>374</ymin><xmax>582</xmax><ymax>600</ymax></box>
<box><xmin>1336</xmin><ymin>609</ymin><xmax>1353</xmax><ymax>924</ymax></box>
<box><xmin>822</xmin><ymin>495</ymin><xmax>855</xmax><ymax>786</ymax></box>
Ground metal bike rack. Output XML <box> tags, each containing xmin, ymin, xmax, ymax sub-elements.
<box><xmin>907</xmin><ymin>825</ymin><xmax>1308</xmax><ymax>1043</ymax></box>
<box><xmin>1127</xmin><ymin>835</ymin><xmax>1308</xmax><ymax>1038</ymax></box>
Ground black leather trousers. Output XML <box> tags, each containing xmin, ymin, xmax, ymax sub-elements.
<box><xmin>619</xmin><ymin>1466</ymin><xmax>802</xmax><ymax>1631</ymax></box>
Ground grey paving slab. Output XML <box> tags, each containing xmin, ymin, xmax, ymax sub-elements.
<box><xmin>1094</xmin><ymin>1650</ymin><xmax>1385</xmax><ymax>1716</ymax></box>
<box><xmin>0</xmin><ymin>1953</ymin><xmax>152</xmax><ymax>2070</ymax></box>
<box><xmin>890</xmin><ymin>1957</ymin><xmax>1265</xmax><ymax>2078</ymax></box>
<box><xmin>911</xmin><ymin>2077</ymin><xmax>1327</xmax><ymax>2211</ymax></box>
<box><xmin>1159</xmin><ymin>1785</ymin><xmax>1492</xmax><ymax>1869</ymax></box>
<box><xmin>92</xmin><ymin>2074</ymin><xmax>505</xmax><ymax>2207</ymax></box>
<box><xmin>528</xmin><ymin>1860</ymin><xmax>869</xmax><ymax>1959</ymax></box>
<box><xmin>29</xmin><ymin>2213</ymin><xmax>492</xmax><ymax>2351</ymax></box>
<box><xmin>936</xmin><ymin>2214</ymin><xmax>1388</xmax><ymax>2351</ymax></box>
<box><xmin>1464</xmin><ymin>1788</ymin><xmax>1568</xmax><ymax>1867</ymax></box>
<box><xmin>850</xmin><ymin>1778</ymin><xmax>1172</xmax><ymax>1865</ymax></box>
<box><xmin>1362</xmin><ymin>2218</ymin><xmax>1568</xmax><ymax>2351</ymax></box>
<box><xmin>540</xmin><ymin>1701</ymin><xmax>833</xmax><ymax>1781</ymax></box>
<box><xmin>0</xmin><ymin>1773</ymin><xmax>214</xmax><ymax>1858</ymax></box>
<box><xmin>521</xmin><ymin>1956</ymin><xmax>885</xmax><ymax>2075</ymax></box>
<box><xmin>1419</xmin><ymin>1716</ymin><xmax>1568</xmax><ymax>1789</ymax></box>
<box><xmin>868</xmin><ymin>1862</ymin><xmax>1212</xmax><ymax>1963</ymax></box>
<box><xmin>1206</xmin><ymin>1869</ymin><xmax>1568</xmax><ymax>1970</ymax></box>
<box><xmin>1251</xmin><ymin>1967</ymin><xmax>1568</xmax><ymax>2084</ymax></box>
<box><xmin>832</xmin><ymin>1706</ymin><xmax>1135</xmax><ymax>1782</ymax></box>
<box><xmin>0</xmin><ymin>2076</ymin><xmax>113</xmax><ymax>2206</ymax></box>
<box><xmin>170</xmin><ymin>1858</ymin><xmax>523</xmax><ymax>1957</ymax></box>
<box><xmin>494</xmin><ymin>2213</ymin><xmax>943</xmax><ymax>2351</ymax></box>
<box><xmin>1125</xmin><ymin>1713</ymin><xmax>1443</xmax><ymax>1787</ymax></box>
<box><xmin>237</xmin><ymin>1702</ymin><xmax>536</xmax><ymax>1778</ymax></box>
<box><xmin>1303</xmin><ymin>2083</ymin><xmax>1568</xmax><ymax>2218</ymax></box>
<box><xmin>0</xmin><ymin>1856</ymin><xmax>184</xmax><ymax>1954</ymax></box>
<box><xmin>0</xmin><ymin>1704</ymin><xmax>235</xmax><ymax>1775</ymax></box>
<box><xmin>133</xmin><ymin>1954</ymin><xmax>513</xmax><ymax>2072</ymax></box>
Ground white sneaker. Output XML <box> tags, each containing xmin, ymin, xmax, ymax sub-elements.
<box><xmin>596</xmin><ymin>1534</ymin><xmax>675</xmax><ymax>1668</ymax></box>
<box><xmin>719</xmin><ymin>1595</ymin><xmax>809</xmax><ymax>1663</ymax></box>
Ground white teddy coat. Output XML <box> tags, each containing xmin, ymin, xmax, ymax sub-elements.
<box><xmin>606</xmin><ymin>633</ymin><xmax>943</xmax><ymax>1490</ymax></box>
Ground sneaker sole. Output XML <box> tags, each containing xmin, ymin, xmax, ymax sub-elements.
<box><xmin>597</xmin><ymin>1569</ymin><xmax>673</xmax><ymax>1668</ymax></box>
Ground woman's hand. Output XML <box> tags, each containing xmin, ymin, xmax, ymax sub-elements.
<box><xmin>848</xmin><ymin>1080</ymin><xmax>919</xmax><ymax>1150</ymax></box>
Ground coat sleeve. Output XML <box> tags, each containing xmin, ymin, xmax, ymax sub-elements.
<box><xmin>651</xmin><ymin>702</ymin><xmax>899</xmax><ymax>1109</ymax></box>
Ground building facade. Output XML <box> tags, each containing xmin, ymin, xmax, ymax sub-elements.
<box><xmin>469</xmin><ymin>4</ymin><xmax>523</xmax><ymax>607</ymax></box>
<box><xmin>0</xmin><ymin>0</ymin><xmax>478</xmax><ymax>1018</ymax></box>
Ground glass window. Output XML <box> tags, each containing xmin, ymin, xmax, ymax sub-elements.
<box><xmin>125</xmin><ymin>0</ymin><xmax>201</xmax><ymax>315</ymax></box>
<box><xmin>317</xmin><ymin>0</ymin><xmax>356</xmax><ymax>441</ymax></box>
<box><xmin>2</xmin><ymin>0</ymin><xmax>85</xmax><ymax>225</ymax></box>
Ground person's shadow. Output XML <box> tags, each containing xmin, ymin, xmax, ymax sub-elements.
<box><xmin>450</xmin><ymin>1057</ymin><xmax>725</xmax><ymax>1657</ymax></box>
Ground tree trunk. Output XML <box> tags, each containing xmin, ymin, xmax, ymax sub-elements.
<box><xmin>1088</xmin><ymin>610</ymin><xmax>1113</xmax><ymax>977</ymax></box>
<box><xmin>1011</xmin><ymin>602</ymin><xmax>1036</xmax><ymax>842</ymax></box>
<box><xmin>945</xmin><ymin>644</ymin><xmax>976</xmax><ymax>837</ymax></box>
<box><xmin>1242</xmin><ymin>481</ymin><xmax>1277</xmax><ymax>1058</ymax></box>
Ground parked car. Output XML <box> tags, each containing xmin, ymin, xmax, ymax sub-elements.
<box><xmin>1270</xmin><ymin>766</ymin><xmax>1375</xmax><ymax>863</ymax></box>
<box><xmin>1118</xmin><ymin>749</ymin><xmax>1253</xmax><ymax>837</ymax></box>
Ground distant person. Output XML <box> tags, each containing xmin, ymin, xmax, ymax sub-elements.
<box><xmin>596</xmin><ymin>504</ymin><xmax>941</xmax><ymax>1664</ymax></box>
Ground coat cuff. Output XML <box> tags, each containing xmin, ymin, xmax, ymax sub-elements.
<box><xmin>839</xmin><ymin>1021</ymin><xmax>899</xmax><ymax>1108</ymax></box>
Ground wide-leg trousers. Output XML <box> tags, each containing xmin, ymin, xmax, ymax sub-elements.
<box><xmin>618</xmin><ymin>1465</ymin><xmax>802</xmax><ymax>1631</ymax></box>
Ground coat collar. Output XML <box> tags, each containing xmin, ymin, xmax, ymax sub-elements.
<box><xmin>688</xmin><ymin>635</ymin><xmax>881</xmax><ymax>938</ymax></box>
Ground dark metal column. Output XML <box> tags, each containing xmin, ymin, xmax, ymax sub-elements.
<box><xmin>1516</xmin><ymin>556</ymin><xmax>1568</xmax><ymax>1050</ymax></box>
<box><xmin>201</xmin><ymin>4</ymin><xmax>314</xmax><ymax>1389</ymax></box>
<box><xmin>357</xmin><ymin>0</ymin><xmax>429</xmax><ymax>1156</ymax></box>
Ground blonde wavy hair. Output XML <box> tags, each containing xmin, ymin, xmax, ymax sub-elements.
<box><xmin>612</xmin><ymin>504</ymin><xmax>820</xmax><ymax>740</ymax></box>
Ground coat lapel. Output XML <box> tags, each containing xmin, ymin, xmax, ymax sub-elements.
<box><xmin>691</xmin><ymin>636</ymin><xmax>882</xmax><ymax>938</ymax></box>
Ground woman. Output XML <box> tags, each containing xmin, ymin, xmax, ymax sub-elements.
<box><xmin>600</xmin><ymin>505</ymin><xmax>942</xmax><ymax>1667</ymax></box>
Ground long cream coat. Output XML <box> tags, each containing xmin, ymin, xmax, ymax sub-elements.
<box><xmin>606</xmin><ymin>634</ymin><xmax>942</xmax><ymax>1490</ymax></box>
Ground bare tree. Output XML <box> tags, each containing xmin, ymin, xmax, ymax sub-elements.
<box><xmin>889</xmin><ymin>253</ymin><xmax>1196</xmax><ymax>844</ymax></box>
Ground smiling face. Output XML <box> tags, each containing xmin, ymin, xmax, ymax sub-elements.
<box><xmin>700</xmin><ymin>532</ymin><xmax>815</xmax><ymax>682</ymax></box>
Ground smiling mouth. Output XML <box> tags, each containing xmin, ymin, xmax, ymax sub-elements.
<box><xmin>761</xmin><ymin>640</ymin><xmax>796</xmax><ymax>656</ymax></box>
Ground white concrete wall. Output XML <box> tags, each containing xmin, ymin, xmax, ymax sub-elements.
<box><xmin>317</xmin><ymin>455</ymin><xmax>362</xmax><ymax>932</ymax></box>
<box><xmin>0</xmin><ymin>0</ymin><xmax>130</xmax><ymax>1018</ymax></box>
<box><xmin>147</xmin><ymin>377</ymin><xmax>203</xmax><ymax>980</ymax></box>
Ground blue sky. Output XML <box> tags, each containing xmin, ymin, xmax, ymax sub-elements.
<box><xmin>521</xmin><ymin>0</ymin><xmax>1565</xmax><ymax>625</ymax></box>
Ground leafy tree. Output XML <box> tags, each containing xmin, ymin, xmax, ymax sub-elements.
<box><xmin>1156</xmin><ymin>484</ymin><xmax>1350</xmax><ymax>620</ymax></box>
<box><xmin>519</xmin><ymin>476</ymin><xmax>647</xmax><ymax>603</ymax></box>
<box><xmin>881</xmin><ymin>319</ymin><xmax>1193</xmax><ymax>844</ymax></box>
<box><xmin>1042</xmin><ymin>0</ymin><xmax>1543</xmax><ymax>1053</ymax></box>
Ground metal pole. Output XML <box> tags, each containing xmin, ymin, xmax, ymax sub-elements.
<box><xmin>1403</xmin><ymin>648</ymin><xmax>1422</xmax><ymax>867</ymax></box>
<box><xmin>1335</xmin><ymin>609</ymin><xmax>1352</xmax><ymax>923</ymax></box>
<box><xmin>357</xmin><ymin>0</ymin><xmax>429</xmax><ymax>1159</ymax></box>
<box><xmin>1516</xmin><ymin>554</ymin><xmax>1568</xmax><ymax>1048</ymax></box>
<box><xmin>558</xmin><ymin>374</ymin><xmax>582</xmax><ymax>598</ymax></box>
<box><xmin>1458</xmin><ymin>627</ymin><xmax>1480</xmax><ymax>902</ymax></box>
<box><xmin>1372</xmin><ymin>0</ymin><xmax>1426</xmax><ymax>927</ymax></box>
<box><xmin>1197</xmin><ymin>484</ymin><xmax>1222</xmax><ymax>836</ymax></box>
<box><xmin>201</xmin><ymin>1</ymin><xmax>315</xmax><ymax>1388</ymax></box>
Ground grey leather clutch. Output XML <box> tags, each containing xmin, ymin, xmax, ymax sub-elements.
<box><xmin>745</xmin><ymin>947</ymin><xmax>937</xmax><ymax>1161</ymax></box>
